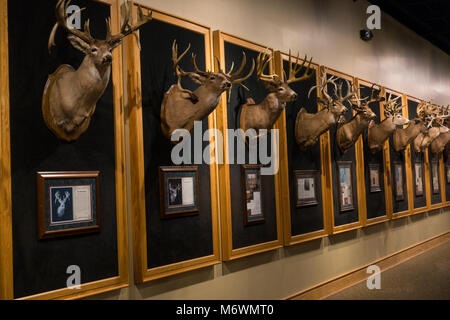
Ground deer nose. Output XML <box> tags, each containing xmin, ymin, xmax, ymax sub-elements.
<box><xmin>103</xmin><ymin>54</ymin><xmax>113</xmax><ymax>63</ymax></box>
<box><xmin>292</xmin><ymin>93</ymin><xmax>298</xmax><ymax>100</ymax></box>
<box><xmin>224</xmin><ymin>81</ymin><xmax>231</xmax><ymax>89</ymax></box>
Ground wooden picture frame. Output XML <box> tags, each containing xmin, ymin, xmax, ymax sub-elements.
<box><xmin>0</xmin><ymin>0</ymin><xmax>130</xmax><ymax>300</ymax></box>
<box><xmin>336</xmin><ymin>161</ymin><xmax>355</xmax><ymax>212</ymax></box>
<box><xmin>159</xmin><ymin>166</ymin><xmax>200</xmax><ymax>219</ymax></box>
<box><xmin>368</xmin><ymin>164</ymin><xmax>381</xmax><ymax>193</ymax></box>
<box><xmin>414</xmin><ymin>161</ymin><xmax>424</xmax><ymax>196</ymax></box>
<box><xmin>431</xmin><ymin>161</ymin><xmax>440</xmax><ymax>195</ymax></box>
<box><xmin>127</xmin><ymin>5</ymin><xmax>221</xmax><ymax>283</ymax></box>
<box><xmin>241</xmin><ymin>164</ymin><xmax>265</xmax><ymax>226</ymax></box>
<box><xmin>393</xmin><ymin>162</ymin><xmax>405</xmax><ymax>201</ymax></box>
<box><xmin>37</xmin><ymin>171</ymin><xmax>100</xmax><ymax>240</ymax></box>
<box><xmin>213</xmin><ymin>30</ymin><xmax>283</xmax><ymax>261</ymax></box>
<box><xmin>294</xmin><ymin>170</ymin><xmax>320</xmax><ymax>207</ymax></box>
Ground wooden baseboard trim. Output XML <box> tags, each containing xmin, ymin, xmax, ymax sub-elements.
<box><xmin>286</xmin><ymin>231</ymin><xmax>450</xmax><ymax>300</ymax></box>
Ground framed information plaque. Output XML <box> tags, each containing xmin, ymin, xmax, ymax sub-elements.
<box><xmin>241</xmin><ymin>164</ymin><xmax>265</xmax><ymax>226</ymax></box>
<box><xmin>368</xmin><ymin>164</ymin><xmax>381</xmax><ymax>193</ymax></box>
<box><xmin>336</xmin><ymin>161</ymin><xmax>355</xmax><ymax>212</ymax></box>
<box><xmin>431</xmin><ymin>161</ymin><xmax>440</xmax><ymax>194</ymax></box>
<box><xmin>294</xmin><ymin>170</ymin><xmax>319</xmax><ymax>207</ymax></box>
<box><xmin>393</xmin><ymin>162</ymin><xmax>405</xmax><ymax>201</ymax></box>
<box><xmin>414</xmin><ymin>161</ymin><xmax>424</xmax><ymax>196</ymax></box>
<box><xmin>159</xmin><ymin>166</ymin><xmax>200</xmax><ymax>219</ymax></box>
<box><xmin>37</xmin><ymin>171</ymin><xmax>100</xmax><ymax>240</ymax></box>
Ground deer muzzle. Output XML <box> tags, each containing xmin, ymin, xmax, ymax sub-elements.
<box><xmin>103</xmin><ymin>54</ymin><xmax>113</xmax><ymax>64</ymax></box>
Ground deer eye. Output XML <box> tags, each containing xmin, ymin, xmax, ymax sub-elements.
<box><xmin>209</xmin><ymin>76</ymin><xmax>215</xmax><ymax>80</ymax></box>
<box><xmin>278</xmin><ymin>88</ymin><xmax>284</xmax><ymax>91</ymax></box>
<box><xmin>91</xmin><ymin>48</ymin><xmax>98</xmax><ymax>53</ymax></box>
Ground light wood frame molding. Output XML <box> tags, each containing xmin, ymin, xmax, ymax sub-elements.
<box><xmin>0</xmin><ymin>0</ymin><xmax>14</xmax><ymax>301</ymax></box>
<box><xmin>127</xmin><ymin>3</ymin><xmax>220</xmax><ymax>283</ymax></box>
<box><xmin>323</xmin><ymin>67</ymin><xmax>363</xmax><ymax>235</ymax></box>
<box><xmin>383</xmin><ymin>88</ymin><xmax>412</xmax><ymax>219</ymax></box>
<box><xmin>428</xmin><ymin>104</ymin><xmax>446</xmax><ymax>211</ymax></box>
<box><xmin>0</xmin><ymin>0</ymin><xmax>130</xmax><ymax>300</ymax></box>
<box><xmin>213</xmin><ymin>30</ymin><xmax>283</xmax><ymax>261</ymax></box>
<box><xmin>355</xmin><ymin>78</ymin><xmax>392</xmax><ymax>226</ymax></box>
<box><xmin>406</xmin><ymin>95</ymin><xmax>431</xmax><ymax>215</ymax></box>
<box><xmin>274</xmin><ymin>51</ymin><xmax>329</xmax><ymax>246</ymax></box>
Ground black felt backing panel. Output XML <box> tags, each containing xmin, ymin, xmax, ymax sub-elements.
<box><xmin>327</xmin><ymin>77</ymin><xmax>359</xmax><ymax>227</ymax></box>
<box><xmin>361</xmin><ymin>85</ymin><xmax>386</xmax><ymax>219</ymax></box>
<box><xmin>429</xmin><ymin>150</ymin><xmax>442</xmax><ymax>205</ymax></box>
<box><xmin>138</xmin><ymin>20</ymin><xmax>214</xmax><ymax>268</ymax></box>
<box><xmin>388</xmin><ymin>93</ymin><xmax>409</xmax><ymax>214</ymax></box>
<box><xmin>284</xmin><ymin>62</ymin><xmax>324</xmax><ymax>235</ymax></box>
<box><xmin>8</xmin><ymin>1</ymin><xmax>118</xmax><ymax>298</ymax></box>
<box><xmin>408</xmin><ymin>100</ymin><xmax>427</xmax><ymax>209</ymax></box>
<box><xmin>224</xmin><ymin>42</ymin><xmax>278</xmax><ymax>249</ymax></box>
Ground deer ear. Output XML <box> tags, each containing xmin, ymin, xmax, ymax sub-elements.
<box><xmin>188</xmin><ymin>73</ymin><xmax>204</xmax><ymax>85</ymax></box>
<box><xmin>68</xmin><ymin>35</ymin><xmax>90</xmax><ymax>53</ymax></box>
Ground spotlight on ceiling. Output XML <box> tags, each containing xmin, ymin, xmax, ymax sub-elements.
<box><xmin>360</xmin><ymin>29</ymin><xmax>374</xmax><ymax>41</ymax></box>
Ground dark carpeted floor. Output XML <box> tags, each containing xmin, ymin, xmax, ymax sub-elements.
<box><xmin>327</xmin><ymin>241</ymin><xmax>450</xmax><ymax>300</ymax></box>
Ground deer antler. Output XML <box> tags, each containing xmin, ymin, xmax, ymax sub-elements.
<box><xmin>338</xmin><ymin>79</ymin><xmax>358</xmax><ymax>104</ymax></box>
<box><xmin>308</xmin><ymin>69</ymin><xmax>337</xmax><ymax>106</ymax></box>
<box><xmin>48</xmin><ymin>0</ymin><xmax>93</xmax><ymax>51</ymax></box>
<box><xmin>226</xmin><ymin>52</ymin><xmax>255</xmax><ymax>90</ymax></box>
<box><xmin>256</xmin><ymin>50</ymin><xmax>280</xmax><ymax>83</ymax></box>
<box><xmin>285</xmin><ymin>50</ymin><xmax>313</xmax><ymax>84</ymax></box>
<box><xmin>383</xmin><ymin>93</ymin><xmax>403</xmax><ymax>117</ymax></box>
<box><xmin>106</xmin><ymin>1</ymin><xmax>152</xmax><ymax>48</ymax></box>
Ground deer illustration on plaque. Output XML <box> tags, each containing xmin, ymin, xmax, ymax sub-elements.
<box><xmin>42</xmin><ymin>0</ymin><xmax>152</xmax><ymax>141</ymax></box>
<box><xmin>239</xmin><ymin>50</ymin><xmax>313</xmax><ymax>134</ymax></box>
<box><xmin>294</xmin><ymin>69</ymin><xmax>353</xmax><ymax>151</ymax></box>
<box><xmin>161</xmin><ymin>40</ymin><xmax>255</xmax><ymax>141</ymax></box>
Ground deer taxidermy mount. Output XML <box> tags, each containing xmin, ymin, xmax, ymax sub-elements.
<box><xmin>430</xmin><ymin>106</ymin><xmax>450</xmax><ymax>154</ymax></box>
<box><xmin>391</xmin><ymin>101</ymin><xmax>427</xmax><ymax>152</ymax></box>
<box><xmin>295</xmin><ymin>69</ymin><xmax>352</xmax><ymax>151</ymax></box>
<box><xmin>367</xmin><ymin>93</ymin><xmax>409</xmax><ymax>154</ymax></box>
<box><xmin>336</xmin><ymin>84</ymin><xmax>382</xmax><ymax>154</ymax></box>
<box><xmin>239</xmin><ymin>50</ymin><xmax>313</xmax><ymax>134</ymax></box>
<box><xmin>161</xmin><ymin>40</ymin><xmax>254</xmax><ymax>141</ymax></box>
<box><xmin>412</xmin><ymin>103</ymin><xmax>449</xmax><ymax>153</ymax></box>
<box><xmin>42</xmin><ymin>0</ymin><xmax>151</xmax><ymax>142</ymax></box>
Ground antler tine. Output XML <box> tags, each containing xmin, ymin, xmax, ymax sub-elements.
<box><xmin>226</xmin><ymin>52</ymin><xmax>243</xmax><ymax>78</ymax></box>
<box><xmin>172</xmin><ymin>40</ymin><xmax>191</xmax><ymax>76</ymax></box>
<box><xmin>256</xmin><ymin>50</ymin><xmax>279</xmax><ymax>82</ymax></box>
<box><xmin>340</xmin><ymin>79</ymin><xmax>357</xmax><ymax>102</ymax></box>
<box><xmin>49</xmin><ymin>0</ymin><xmax>90</xmax><ymax>51</ymax></box>
<box><xmin>286</xmin><ymin>50</ymin><xmax>314</xmax><ymax>84</ymax></box>
<box><xmin>230</xmin><ymin>58</ymin><xmax>255</xmax><ymax>88</ymax></box>
<box><xmin>191</xmin><ymin>53</ymin><xmax>209</xmax><ymax>76</ymax></box>
<box><xmin>107</xmin><ymin>2</ymin><xmax>152</xmax><ymax>46</ymax></box>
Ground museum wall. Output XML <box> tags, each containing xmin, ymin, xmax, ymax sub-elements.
<box><xmin>84</xmin><ymin>0</ymin><xmax>450</xmax><ymax>300</ymax></box>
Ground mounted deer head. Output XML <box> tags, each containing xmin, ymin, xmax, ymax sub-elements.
<box><xmin>336</xmin><ymin>84</ymin><xmax>382</xmax><ymax>153</ymax></box>
<box><xmin>367</xmin><ymin>92</ymin><xmax>408</xmax><ymax>154</ymax></box>
<box><xmin>413</xmin><ymin>103</ymin><xmax>449</xmax><ymax>153</ymax></box>
<box><xmin>239</xmin><ymin>50</ymin><xmax>313</xmax><ymax>133</ymax></box>
<box><xmin>295</xmin><ymin>69</ymin><xmax>354</xmax><ymax>151</ymax></box>
<box><xmin>161</xmin><ymin>40</ymin><xmax>254</xmax><ymax>141</ymax></box>
<box><xmin>42</xmin><ymin>0</ymin><xmax>151</xmax><ymax>141</ymax></box>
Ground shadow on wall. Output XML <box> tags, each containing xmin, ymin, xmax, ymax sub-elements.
<box><xmin>136</xmin><ymin>265</ymin><xmax>216</xmax><ymax>299</ymax></box>
<box><xmin>222</xmin><ymin>249</ymin><xmax>281</xmax><ymax>276</ymax></box>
